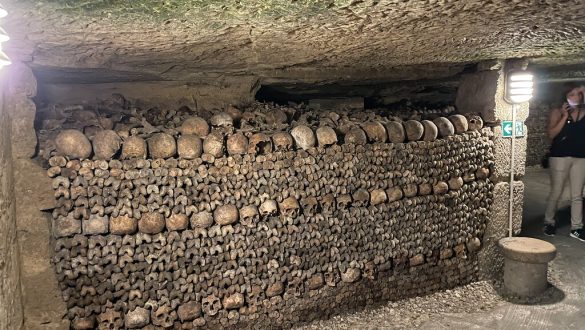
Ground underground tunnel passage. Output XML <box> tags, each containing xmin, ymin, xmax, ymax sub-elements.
<box><xmin>1</xmin><ymin>1</ymin><xmax>585</xmax><ymax>329</ymax></box>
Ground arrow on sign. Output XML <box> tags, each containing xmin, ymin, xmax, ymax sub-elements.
<box><xmin>501</xmin><ymin>121</ymin><xmax>524</xmax><ymax>138</ymax></box>
<box><xmin>503</xmin><ymin>124</ymin><xmax>512</xmax><ymax>135</ymax></box>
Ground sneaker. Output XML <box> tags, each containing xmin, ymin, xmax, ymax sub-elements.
<box><xmin>570</xmin><ymin>229</ymin><xmax>585</xmax><ymax>242</ymax></box>
<box><xmin>543</xmin><ymin>224</ymin><xmax>556</xmax><ymax>237</ymax></box>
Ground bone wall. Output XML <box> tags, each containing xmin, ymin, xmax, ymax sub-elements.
<box><xmin>44</xmin><ymin>105</ymin><xmax>494</xmax><ymax>328</ymax></box>
<box><xmin>0</xmin><ymin>71</ymin><xmax>24</xmax><ymax>329</ymax></box>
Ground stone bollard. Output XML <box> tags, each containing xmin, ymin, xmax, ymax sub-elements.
<box><xmin>498</xmin><ymin>237</ymin><xmax>557</xmax><ymax>296</ymax></box>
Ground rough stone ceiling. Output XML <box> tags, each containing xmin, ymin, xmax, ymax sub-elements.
<box><xmin>3</xmin><ymin>0</ymin><xmax>585</xmax><ymax>84</ymax></box>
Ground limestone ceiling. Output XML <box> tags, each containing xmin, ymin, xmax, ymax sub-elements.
<box><xmin>3</xmin><ymin>0</ymin><xmax>585</xmax><ymax>84</ymax></box>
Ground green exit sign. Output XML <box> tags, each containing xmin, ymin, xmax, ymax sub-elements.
<box><xmin>501</xmin><ymin>121</ymin><xmax>524</xmax><ymax>138</ymax></box>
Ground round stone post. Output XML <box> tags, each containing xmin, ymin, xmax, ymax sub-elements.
<box><xmin>498</xmin><ymin>237</ymin><xmax>556</xmax><ymax>296</ymax></box>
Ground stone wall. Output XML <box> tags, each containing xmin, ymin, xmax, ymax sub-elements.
<box><xmin>526</xmin><ymin>100</ymin><xmax>551</xmax><ymax>167</ymax></box>
<box><xmin>7</xmin><ymin>63</ymin><xmax>70</xmax><ymax>330</ymax></box>
<box><xmin>455</xmin><ymin>60</ymin><xmax>527</xmax><ymax>280</ymax></box>
<box><xmin>525</xmin><ymin>82</ymin><xmax>571</xmax><ymax>167</ymax></box>
<box><xmin>0</xmin><ymin>70</ymin><xmax>24</xmax><ymax>329</ymax></box>
<box><xmin>45</xmin><ymin>108</ymin><xmax>494</xmax><ymax>328</ymax></box>
<box><xmin>36</xmin><ymin>77</ymin><xmax>259</xmax><ymax>111</ymax></box>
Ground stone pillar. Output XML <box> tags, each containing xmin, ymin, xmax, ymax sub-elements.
<box><xmin>6</xmin><ymin>62</ymin><xmax>69</xmax><ymax>329</ymax></box>
<box><xmin>498</xmin><ymin>237</ymin><xmax>556</xmax><ymax>296</ymax></box>
<box><xmin>455</xmin><ymin>59</ymin><xmax>529</xmax><ymax>280</ymax></box>
<box><xmin>7</xmin><ymin>63</ymin><xmax>37</xmax><ymax>159</ymax></box>
<box><xmin>0</xmin><ymin>69</ymin><xmax>24</xmax><ymax>329</ymax></box>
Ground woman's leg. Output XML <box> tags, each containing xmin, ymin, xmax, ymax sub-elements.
<box><xmin>569</xmin><ymin>158</ymin><xmax>585</xmax><ymax>230</ymax></box>
<box><xmin>544</xmin><ymin>157</ymin><xmax>571</xmax><ymax>225</ymax></box>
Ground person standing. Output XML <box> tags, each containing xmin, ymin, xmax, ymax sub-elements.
<box><xmin>544</xmin><ymin>83</ymin><xmax>585</xmax><ymax>240</ymax></box>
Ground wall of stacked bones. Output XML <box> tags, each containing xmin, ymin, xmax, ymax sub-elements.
<box><xmin>38</xmin><ymin>99</ymin><xmax>494</xmax><ymax>329</ymax></box>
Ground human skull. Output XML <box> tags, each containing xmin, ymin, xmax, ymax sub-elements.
<box><xmin>151</xmin><ymin>305</ymin><xmax>176</xmax><ymax>328</ymax></box>
<box><xmin>476</xmin><ymin>167</ymin><xmax>490</xmax><ymax>179</ymax></box>
<box><xmin>336</xmin><ymin>194</ymin><xmax>352</xmax><ymax>209</ymax></box>
<box><xmin>279</xmin><ymin>197</ymin><xmax>300</xmax><ymax>218</ymax></box>
<box><xmin>55</xmin><ymin>129</ymin><xmax>92</xmax><ymax>159</ymax></box>
<box><xmin>202</xmin><ymin>132</ymin><xmax>225</xmax><ymax>158</ymax></box>
<box><xmin>271</xmin><ymin>132</ymin><xmax>294</xmax><ymax>151</ymax></box>
<box><xmin>421</xmin><ymin>120</ymin><xmax>438</xmax><ymax>142</ymax></box>
<box><xmin>226</xmin><ymin>133</ymin><xmax>248</xmax><ymax>155</ymax></box>
<box><xmin>465</xmin><ymin>114</ymin><xmax>484</xmax><ymax>131</ymax></box>
<box><xmin>225</xmin><ymin>105</ymin><xmax>242</xmax><ymax>122</ymax></box>
<box><xmin>432</xmin><ymin>117</ymin><xmax>455</xmax><ymax>137</ymax></box>
<box><xmin>248</xmin><ymin>132</ymin><xmax>272</xmax><ymax>155</ymax></box>
<box><xmin>259</xmin><ymin>199</ymin><xmax>278</xmax><ymax>217</ymax></box>
<box><xmin>177</xmin><ymin>134</ymin><xmax>203</xmax><ymax>159</ymax></box>
<box><xmin>290</xmin><ymin>125</ymin><xmax>316</xmax><ymax>150</ymax></box>
<box><xmin>92</xmin><ymin>130</ymin><xmax>121</xmax><ymax>160</ymax></box>
<box><xmin>370</xmin><ymin>189</ymin><xmax>387</xmax><ymax>206</ymax></box>
<box><xmin>286</xmin><ymin>277</ymin><xmax>305</xmax><ymax>298</ymax></box>
<box><xmin>363</xmin><ymin>261</ymin><xmax>377</xmax><ymax>280</ymax></box>
<box><xmin>325</xmin><ymin>270</ymin><xmax>340</xmax><ymax>287</ymax></box>
<box><xmin>179</xmin><ymin>116</ymin><xmax>210</xmax><ymax>137</ymax></box>
<box><xmin>97</xmin><ymin>309</ymin><xmax>123</xmax><ymax>330</ymax></box>
<box><xmin>125</xmin><ymin>307</ymin><xmax>150</xmax><ymax>329</ymax></box>
<box><xmin>239</xmin><ymin>205</ymin><xmax>259</xmax><ymax>227</ymax></box>
<box><xmin>316</xmin><ymin>126</ymin><xmax>338</xmax><ymax>147</ymax></box>
<box><xmin>222</xmin><ymin>293</ymin><xmax>245</xmax><ymax>310</ymax></box>
<box><xmin>344</xmin><ymin>127</ymin><xmax>367</xmax><ymax>145</ymax></box>
<box><xmin>361</xmin><ymin>121</ymin><xmax>387</xmax><ymax>143</ymax></box>
<box><xmin>72</xmin><ymin>316</ymin><xmax>96</xmax><ymax>330</ymax></box>
<box><xmin>352</xmin><ymin>188</ymin><xmax>370</xmax><ymax>207</ymax></box>
<box><xmin>387</xmin><ymin>186</ymin><xmax>404</xmax><ymax>202</ymax></box>
<box><xmin>320</xmin><ymin>193</ymin><xmax>335</xmax><ymax>210</ymax></box>
<box><xmin>190</xmin><ymin>211</ymin><xmax>214</xmax><ymax>229</ymax></box>
<box><xmin>213</xmin><ymin>204</ymin><xmax>239</xmax><ymax>226</ymax></box>
<box><xmin>210</xmin><ymin>112</ymin><xmax>234</xmax><ymax>134</ymax></box>
<box><xmin>449</xmin><ymin>114</ymin><xmax>469</xmax><ymax>134</ymax></box>
<box><xmin>201</xmin><ymin>294</ymin><xmax>222</xmax><ymax>316</ymax></box>
<box><xmin>385</xmin><ymin>121</ymin><xmax>406</xmax><ymax>143</ymax></box>
<box><xmin>121</xmin><ymin>136</ymin><xmax>147</xmax><ymax>159</ymax></box>
<box><xmin>147</xmin><ymin>133</ymin><xmax>176</xmax><ymax>159</ymax></box>
<box><xmin>300</xmin><ymin>196</ymin><xmax>319</xmax><ymax>215</ymax></box>
<box><xmin>265</xmin><ymin>109</ymin><xmax>288</xmax><ymax>126</ymax></box>
<box><xmin>341</xmin><ymin>267</ymin><xmax>361</xmax><ymax>283</ymax></box>
<box><xmin>404</xmin><ymin>120</ymin><xmax>424</xmax><ymax>142</ymax></box>
<box><xmin>433</xmin><ymin>181</ymin><xmax>449</xmax><ymax>194</ymax></box>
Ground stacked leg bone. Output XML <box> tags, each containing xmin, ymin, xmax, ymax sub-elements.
<box><xmin>41</xmin><ymin>100</ymin><xmax>493</xmax><ymax>329</ymax></box>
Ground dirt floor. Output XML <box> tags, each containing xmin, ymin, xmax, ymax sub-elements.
<box><xmin>300</xmin><ymin>166</ymin><xmax>585</xmax><ymax>329</ymax></box>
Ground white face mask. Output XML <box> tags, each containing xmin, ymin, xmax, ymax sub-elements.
<box><xmin>568</xmin><ymin>98</ymin><xmax>580</xmax><ymax>107</ymax></box>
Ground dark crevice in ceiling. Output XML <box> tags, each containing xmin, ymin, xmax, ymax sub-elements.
<box><xmin>254</xmin><ymin>75</ymin><xmax>462</xmax><ymax>109</ymax></box>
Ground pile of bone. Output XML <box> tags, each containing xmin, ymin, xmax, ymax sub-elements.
<box><xmin>48</xmin><ymin>129</ymin><xmax>494</xmax><ymax>238</ymax></box>
<box><xmin>48</xmin><ymin>128</ymin><xmax>494</xmax><ymax>329</ymax></box>
<box><xmin>368</xmin><ymin>104</ymin><xmax>456</xmax><ymax>121</ymax></box>
<box><xmin>46</xmin><ymin>108</ymin><xmax>484</xmax><ymax>163</ymax></box>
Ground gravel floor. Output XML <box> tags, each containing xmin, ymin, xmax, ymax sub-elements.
<box><xmin>297</xmin><ymin>268</ymin><xmax>563</xmax><ymax>330</ymax></box>
<box><xmin>297</xmin><ymin>281</ymin><xmax>504</xmax><ymax>330</ymax></box>
<box><xmin>297</xmin><ymin>169</ymin><xmax>585</xmax><ymax>330</ymax></box>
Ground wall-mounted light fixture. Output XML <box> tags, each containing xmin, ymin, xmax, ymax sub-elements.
<box><xmin>503</xmin><ymin>69</ymin><xmax>534</xmax><ymax>238</ymax></box>
<box><xmin>0</xmin><ymin>3</ymin><xmax>9</xmax><ymax>68</ymax></box>
<box><xmin>0</xmin><ymin>27</ymin><xmax>8</xmax><ymax>43</ymax></box>
<box><xmin>505</xmin><ymin>70</ymin><xmax>534</xmax><ymax>104</ymax></box>
<box><xmin>0</xmin><ymin>49</ymin><xmax>10</xmax><ymax>66</ymax></box>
